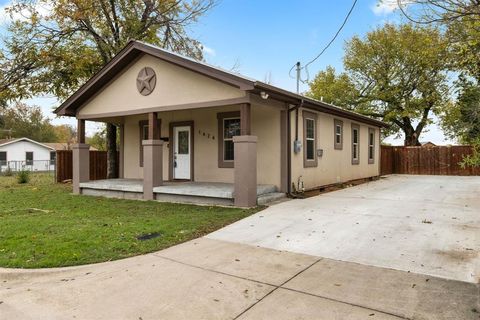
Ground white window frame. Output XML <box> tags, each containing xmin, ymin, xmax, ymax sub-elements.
<box><xmin>0</xmin><ymin>151</ymin><xmax>7</xmax><ymax>166</ymax></box>
<box><xmin>368</xmin><ymin>128</ymin><xmax>375</xmax><ymax>164</ymax></box>
<box><xmin>25</xmin><ymin>151</ymin><xmax>34</xmax><ymax>166</ymax></box>
<box><xmin>223</xmin><ymin>117</ymin><xmax>241</xmax><ymax>162</ymax></box>
<box><xmin>303</xmin><ymin>111</ymin><xmax>318</xmax><ymax>168</ymax></box>
<box><xmin>352</xmin><ymin>124</ymin><xmax>360</xmax><ymax>165</ymax></box>
<box><xmin>334</xmin><ymin>119</ymin><xmax>343</xmax><ymax>150</ymax></box>
<box><xmin>305</xmin><ymin>119</ymin><xmax>315</xmax><ymax>161</ymax></box>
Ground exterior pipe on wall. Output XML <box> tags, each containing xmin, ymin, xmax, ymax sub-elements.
<box><xmin>287</xmin><ymin>100</ymin><xmax>303</xmax><ymax>195</ymax></box>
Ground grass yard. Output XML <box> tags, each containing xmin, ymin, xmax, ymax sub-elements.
<box><xmin>0</xmin><ymin>173</ymin><xmax>260</xmax><ymax>268</ymax></box>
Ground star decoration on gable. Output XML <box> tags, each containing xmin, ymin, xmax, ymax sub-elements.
<box><xmin>136</xmin><ymin>67</ymin><xmax>157</xmax><ymax>96</ymax></box>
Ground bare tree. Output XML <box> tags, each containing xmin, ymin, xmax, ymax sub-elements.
<box><xmin>395</xmin><ymin>0</ymin><xmax>480</xmax><ymax>24</ymax></box>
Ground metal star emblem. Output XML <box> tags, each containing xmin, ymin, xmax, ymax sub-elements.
<box><xmin>136</xmin><ymin>67</ymin><xmax>156</xmax><ymax>96</ymax></box>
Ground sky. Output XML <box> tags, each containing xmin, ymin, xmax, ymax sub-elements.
<box><xmin>0</xmin><ymin>0</ymin><xmax>455</xmax><ymax>145</ymax></box>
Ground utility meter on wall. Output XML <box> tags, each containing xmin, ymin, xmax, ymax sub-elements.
<box><xmin>294</xmin><ymin>140</ymin><xmax>302</xmax><ymax>153</ymax></box>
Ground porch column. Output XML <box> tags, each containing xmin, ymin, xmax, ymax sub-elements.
<box><xmin>240</xmin><ymin>103</ymin><xmax>251</xmax><ymax>135</ymax></box>
<box><xmin>143</xmin><ymin>112</ymin><xmax>163</xmax><ymax>200</ymax></box>
<box><xmin>118</xmin><ymin>123</ymin><xmax>124</xmax><ymax>178</ymax></box>
<box><xmin>73</xmin><ymin>119</ymin><xmax>90</xmax><ymax>194</ymax></box>
<box><xmin>233</xmin><ymin>135</ymin><xmax>257</xmax><ymax>207</ymax></box>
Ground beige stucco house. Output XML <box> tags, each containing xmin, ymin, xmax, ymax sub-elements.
<box><xmin>55</xmin><ymin>40</ymin><xmax>386</xmax><ymax>207</ymax></box>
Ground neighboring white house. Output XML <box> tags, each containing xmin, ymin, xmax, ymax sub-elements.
<box><xmin>0</xmin><ymin>138</ymin><xmax>56</xmax><ymax>172</ymax></box>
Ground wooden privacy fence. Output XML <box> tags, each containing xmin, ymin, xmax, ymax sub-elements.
<box><xmin>380</xmin><ymin>145</ymin><xmax>480</xmax><ymax>176</ymax></box>
<box><xmin>56</xmin><ymin>150</ymin><xmax>119</xmax><ymax>182</ymax></box>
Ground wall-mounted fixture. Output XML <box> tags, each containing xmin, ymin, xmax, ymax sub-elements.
<box><xmin>260</xmin><ymin>91</ymin><xmax>269</xmax><ymax>100</ymax></box>
<box><xmin>317</xmin><ymin>149</ymin><xmax>324</xmax><ymax>157</ymax></box>
<box><xmin>294</xmin><ymin>140</ymin><xmax>302</xmax><ymax>154</ymax></box>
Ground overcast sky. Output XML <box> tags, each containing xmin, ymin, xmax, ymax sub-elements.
<box><xmin>0</xmin><ymin>0</ymin><xmax>455</xmax><ymax>145</ymax></box>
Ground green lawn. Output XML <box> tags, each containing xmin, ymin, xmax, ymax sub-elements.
<box><xmin>0</xmin><ymin>173</ymin><xmax>260</xmax><ymax>268</ymax></box>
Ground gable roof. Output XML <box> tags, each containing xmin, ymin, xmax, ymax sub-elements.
<box><xmin>0</xmin><ymin>137</ymin><xmax>56</xmax><ymax>150</ymax></box>
<box><xmin>42</xmin><ymin>142</ymin><xmax>99</xmax><ymax>151</ymax></box>
<box><xmin>54</xmin><ymin>40</ymin><xmax>387</xmax><ymax>128</ymax></box>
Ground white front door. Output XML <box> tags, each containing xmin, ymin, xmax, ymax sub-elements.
<box><xmin>173</xmin><ymin>126</ymin><xmax>191</xmax><ymax>179</ymax></box>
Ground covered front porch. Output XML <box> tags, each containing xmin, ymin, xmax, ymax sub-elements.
<box><xmin>57</xmin><ymin>41</ymin><xmax>288</xmax><ymax>207</ymax></box>
<box><xmin>79</xmin><ymin>179</ymin><xmax>284</xmax><ymax>206</ymax></box>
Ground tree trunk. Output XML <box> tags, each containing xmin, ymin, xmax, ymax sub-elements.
<box><xmin>106</xmin><ymin>123</ymin><xmax>117</xmax><ymax>179</ymax></box>
<box><xmin>404</xmin><ymin>130</ymin><xmax>421</xmax><ymax>146</ymax></box>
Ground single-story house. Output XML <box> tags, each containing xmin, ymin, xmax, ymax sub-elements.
<box><xmin>54</xmin><ymin>40</ymin><xmax>387</xmax><ymax>207</ymax></box>
<box><xmin>420</xmin><ymin>141</ymin><xmax>437</xmax><ymax>148</ymax></box>
<box><xmin>43</xmin><ymin>142</ymin><xmax>98</xmax><ymax>151</ymax></box>
<box><xmin>0</xmin><ymin>137</ymin><xmax>56</xmax><ymax>172</ymax></box>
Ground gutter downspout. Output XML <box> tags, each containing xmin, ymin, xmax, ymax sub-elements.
<box><xmin>287</xmin><ymin>99</ymin><xmax>303</xmax><ymax>195</ymax></box>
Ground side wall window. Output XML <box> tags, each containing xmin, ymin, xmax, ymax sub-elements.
<box><xmin>303</xmin><ymin>111</ymin><xmax>318</xmax><ymax>168</ymax></box>
<box><xmin>334</xmin><ymin>119</ymin><xmax>343</xmax><ymax>150</ymax></box>
<box><xmin>351</xmin><ymin>124</ymin><xmax>360</xmax><ymax>165</ymax></box>
<box><xmin>50</xmin><ymin>151</ymin><xmax>56</xmax><ymax>165</ymax></box>
<box><xmin>368</xmin><ymin>128</ymin><xmax>375</xmax><ymax>164</ymax></box>
<box><xmin>26</xmin><ymin>151</ymin><xmax>33</xmax><ymax>166</ymax></box>
<box><xmin>217</xmin><ymin>111</ymin><xmax>241</xmax><ymax>168</ymax></box>
<box><xmin>0</xmin><ymin>151</ymin><xmax>6</xmax><ymax>166</ymax></box>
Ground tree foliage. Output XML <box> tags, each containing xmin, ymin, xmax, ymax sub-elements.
<box><xmin>441</xmin><ymin>78</ymin><xmax>480</xmax><ymax>143</ymax></box>
<box><xmin>3</xmin><ymin>0</ymin><xmax>214</xmax><ymax>100</ymax></box>
<box><xmin>308</xmin><ymin>24</ymin><xmax>450</xmax><ymax>145</ymax></box>
<box><xmin>306</xmin><ymin>66</ymin><xmax>359</xmax><ymax>109</ymax></box>
<box><xmin>0</xmin><ymin>102</ymin><xmax>58</xmax><ymax>142</ymax></box>
<box><xmin>2</xmin><ymin>0</ymin><xmax>215</xmax><ymax>177</ymax></box>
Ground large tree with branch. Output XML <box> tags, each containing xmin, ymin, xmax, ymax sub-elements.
<box><xmin>1</xmin><ymin>0</ymin><xmax>215</xmax><ymax>178</ymax></box>
<box><xmin>393</xmin><ymin>0</ymin><xmax>480</xmax><ymax>165</ymax></box>
<box><xmin>308</xmin><ymin>24</ymin><xmax>450</xmax><ymax>146</ymax></box>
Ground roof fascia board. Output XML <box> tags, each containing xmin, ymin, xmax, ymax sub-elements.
<box><xmin>55</xmin><ymin>41</ymin><xmax>255</xmax><ymax>117</ymax></box>
<box><xmin>0</xmin><ymin>137</ymin><xmax>56</xmax><ymax>150</ymax></box>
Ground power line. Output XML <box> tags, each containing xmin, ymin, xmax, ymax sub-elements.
<box><xmin>290</xmin><ymin>0</ymin><xmax>358</xmax><ymax>89</ymax></box>
<box><xmin>304</xmin><ymin>0</ymin><xmax>358</xmax><ymax>70</ymax></box>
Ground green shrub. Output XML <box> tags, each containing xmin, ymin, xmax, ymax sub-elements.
<box><xmin>17</xmin><ymin>169</ymin><xmax>30</xmax><ymax>184</ymax></box>
<box><xmin>2</xmin><ymin>167</ymin><xmax>13</xmax><ymax>177</ymax></box>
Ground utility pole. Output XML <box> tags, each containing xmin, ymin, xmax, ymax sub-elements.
<box><xmin>295</xmin><ymin>61</ymin><xmax>301</xmax><ymax>94</ymax></box>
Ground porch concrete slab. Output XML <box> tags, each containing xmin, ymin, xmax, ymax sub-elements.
<box><xmin>238</xmin><ymin>288</ymin><xmax>401</xmax><ymax>320</ymax></box>
<box><xmin>208</xmin><ymin>175</ymin><xmax>480</xmax><ymax>283</ymax></box>
<box><xmin>283</xmin><ymin>258</ymin><xmax>480</xmax><ymax>320</ymax></box>
<box><xmin>153</xmin><ymin>182</ymin><xmax>276</xmax><ymax>199</ymax></box>
<box><xmin>80</xmin><ymin>178</ymin><xmax>143</xmax><ymax>192</ymax></box>
<box><xmin>155</xmin><ymin>237</ymin><xmax>319</xmax><ymax>286</ymax></box>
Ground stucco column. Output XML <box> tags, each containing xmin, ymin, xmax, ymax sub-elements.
<box><xmin>233</xmin><ymin>135</ymin><xmax>257</xmax><ymax>207</ymax></box>
<box><xmin>72</xmin><ymin>143</ymin><xmax>90</xmax><ymax>194</ymax></box>
<box><xmin>143</xmin><ymin>139</ymin><xmax>163</xmax><ymax>200</ymax></box>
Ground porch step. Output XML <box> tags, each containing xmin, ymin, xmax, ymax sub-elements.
<box><xmin>257</xmin><ymin>192</ymin><xmax>287</xmax><ymax>206</ymax></box>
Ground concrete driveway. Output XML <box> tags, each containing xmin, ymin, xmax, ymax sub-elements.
<box><xmin>1</xmin><ymin>175</ymin><xmax>479</xmax><ymax>319</ymax></box>
<box><xmin>209</xmin><ymin>175</ymin><xmax>480</xmax><ymax>283</ymax></box>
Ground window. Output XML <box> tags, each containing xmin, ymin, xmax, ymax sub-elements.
<box><xmin>26</xmin><ymin>152</ymin><xmax>33</xmax><ymax>166</ymax></box>
<box><xmin>0</xmin><ymin>151</ymin><xmax>6</xmax><ymax>166</ymax></box>
<box><xmin>368</xmin><ymin>128</ymin><xmax>375</xmax><ymax>164</ymax></box>
<box><xmin>217</xmin><ymin>111</ymin><xmax>240</xmax><ymax>168</ymax></box>
<box><xmin>139</xmin><ymin>119</ymin><xmax>161</xmax><ymax>167</ymax></box>
<box><xmin>351</xmin><ymin>124</ymin><xmax>360</xmax><ymax>165</ymax></box>
<box><xmin>303</xmin><ymin>111</ymin><xmax>318</xmax><ymax>167</ymax></box>
<box><xmin>178</xmin><ymin>130</ymin><xmax>189</xmax><ymax>154</ymax></box>
<box><xmin>223</xmin><ymin>118</ymin><xmax>241</xmax><ymax>161</ymax></box>
<box><xmin>334</xmin><ymin>119</ymin><xmax>343</xmax><ymax>150</ymax></box>
<box><xmin>50</xmin><ymin>151</ymin><xmax>56</xmax><ymax>166</ymax></box>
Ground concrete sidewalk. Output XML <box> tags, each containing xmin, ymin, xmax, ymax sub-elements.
<box><xmin>1</xmin><ymin>238</ymin><xmax>478</xmax><ymax>319</ymax></box>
